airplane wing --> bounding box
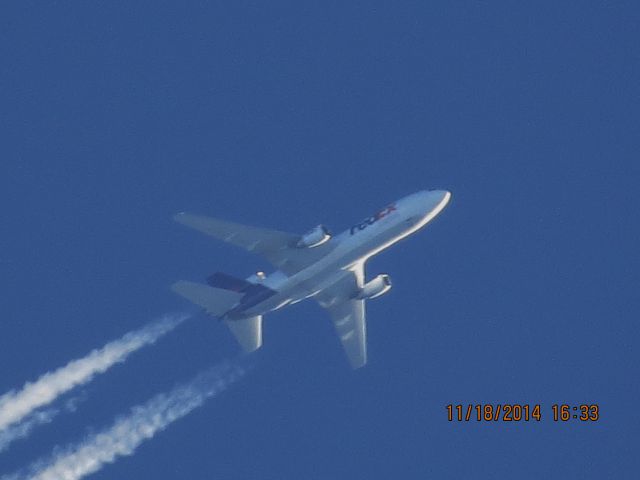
[315,263,368,369]
[174,212,334,275]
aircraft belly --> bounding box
[236,220,412,319]
[239,269,345,318]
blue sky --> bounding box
[1,1,638,478]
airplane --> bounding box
[171,189,451,368]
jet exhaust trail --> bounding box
[0,397,85,454]
[4,361,244,480]
[0,409,56,454]
[0,313,188,433]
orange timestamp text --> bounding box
[446,404,600,422]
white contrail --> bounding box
[0,409,57,454]
[6,361,244,480]
[0,313,188,433]
[0,396,85,454]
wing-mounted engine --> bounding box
[296,225,331,248]
[356,274,392,300]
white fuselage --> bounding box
[241,190,451,317]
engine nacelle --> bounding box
[356,274,392,300]
[296,225,331,248]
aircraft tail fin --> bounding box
[225,316,262,352]
[171,280,242,317]
[171,280,264,353]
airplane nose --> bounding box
[420,190,451,218]
[403,190,451,225]
[427,190,452,207]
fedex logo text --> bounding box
[350,204,397,235]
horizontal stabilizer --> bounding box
[171,280,242,317]
[207,272,253,292]
[225,316,263,352]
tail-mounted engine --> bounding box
[296,225,331,248]
[356,274,392,300]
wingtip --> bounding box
[170,280,189,294]
[173,212,188,223]
[350,359,367,370]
